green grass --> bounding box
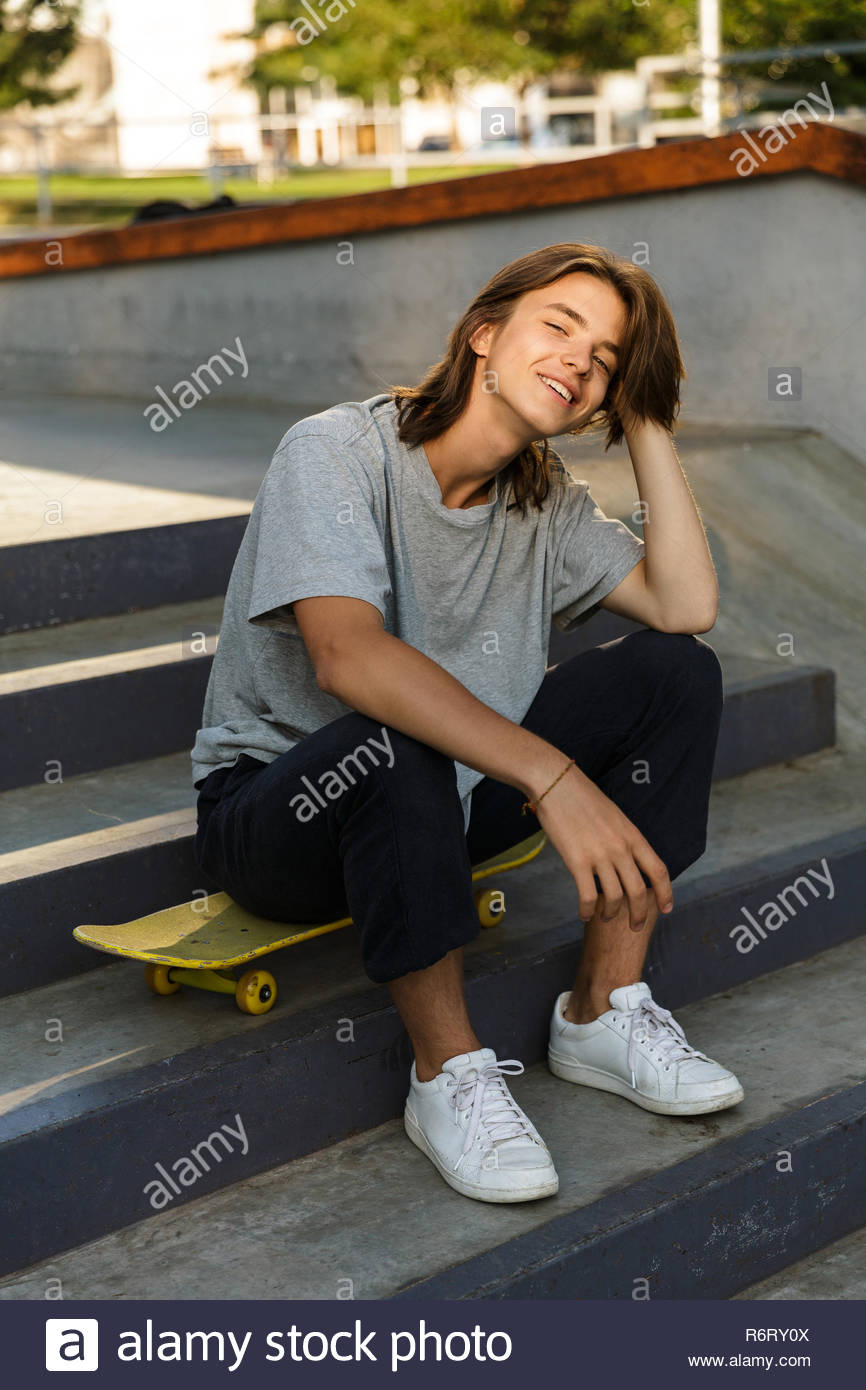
[0,164,519,228]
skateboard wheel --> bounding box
[474,887,505,928]
[235,968,277,1014]
[144,963,181,995]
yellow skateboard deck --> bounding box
[73,831,547,1014]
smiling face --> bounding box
[470,271,627,435]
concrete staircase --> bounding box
[1,403,864,1298]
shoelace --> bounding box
[448,1059,535,1172]
[626,998,712,1087]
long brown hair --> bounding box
[387,242,685,516]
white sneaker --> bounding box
[404,1046,559,1203]
[548,982,744,1116]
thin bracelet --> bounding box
[521,758,575,816]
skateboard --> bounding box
[73,830,547,1015]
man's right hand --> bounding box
[531,761,673,931]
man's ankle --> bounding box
[563,989,610,1025]
[414,1040,482,1082]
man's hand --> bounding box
[532,763,673,932]
[616,395,643,438]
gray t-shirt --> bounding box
[190,393,645,831]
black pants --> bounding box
[193,629,723,984]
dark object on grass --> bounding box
[129,194,239,224]
[418,134,451,152]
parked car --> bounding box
[417,134,452,152]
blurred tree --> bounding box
[243,0,702,101]
[0,0,81,112]
[723,0,866,114]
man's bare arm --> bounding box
[295,594,564,803]
[602,415,718,633]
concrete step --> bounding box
[1,934,863,1298]
[0,393,289,634]
[0,598,223,791]
[733,1225,866,1300]
[0,589,836,791]
[0,745,862,1278]
[2,517,249,636]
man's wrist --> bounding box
[520,741,584,802]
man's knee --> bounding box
[680,633,723,710]
[630,628,722,707]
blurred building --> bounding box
[0,0,262,175]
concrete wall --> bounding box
[0,170,863,462]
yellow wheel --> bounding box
[474,887,506,928]
[145,963,181,995]
[235,968,277,1014]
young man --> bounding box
[191,243,743,1206]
